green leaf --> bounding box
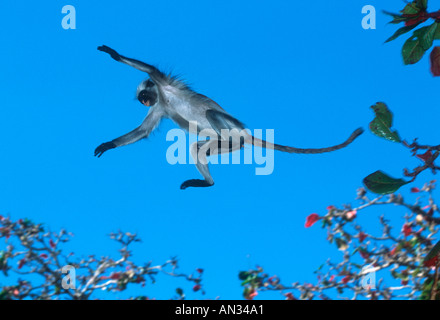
[383,11,409,25]
[435,23,440,40]
[385,24,419,43]
[0,290,9,300]
[176,288,184,296]
[412,268,421,277]
[424,240,440,265]
[409,236,419,248]
[314,263,325,273]
[369,102,401,143]
[418,23,438,50]
[415,0,428,10]
[351,247,359,256]
[243,287,251,299]
[351,263,363,269]
[363,171,409,195]
[238,271,250,281]
[419,278,440,300]
[402,35,426,64]
[321,218,331,228]
[241,274,257,286]
[0,251,5,268]
[402,2,421,15]
[402,24,438,65]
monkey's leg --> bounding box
[180,138,243,190]
[205,110,245,137]
[180,141,216,190]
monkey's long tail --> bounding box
[247,127,364,154]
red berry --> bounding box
[402,224,412,237]
[341,276,351,284]
[18,259,26,270]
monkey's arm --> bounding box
[94,108,164,157]
[97,45,166,84]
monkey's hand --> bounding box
[97,45,121,61]
[94,142,116,158]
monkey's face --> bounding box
[137,80,158,107]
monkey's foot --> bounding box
[180,179,214,190]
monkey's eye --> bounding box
[146,80,155,87]
[138,90,148,102]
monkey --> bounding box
[94,45,363,189]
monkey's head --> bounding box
[136,79,158,107]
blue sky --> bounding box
[1,1,440,299]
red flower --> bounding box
[358,232,367,243]
[110,272,121,280]
[18,259,26,270]
[285,292,295,300]
[390,246,397,256]
[305,214,320,228]
[39,253,49,259]
[49,239,56,249]
[404,15,427,27]
[401,279,408,286]
[410,187,420,193]
[402,223,413,237]
[267,276,279,285]
[341,276,351,284]
[360,250,370,260]
[248,290,258,300]
[196,268,204,274]
[193,284,201,292]
[326,205,335,211]
[424,256,439,268]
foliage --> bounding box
[0,216,205,300]
[364,102,439,195]
[239,183,440,300]
[2,2,440,302]
[384,0,440,76]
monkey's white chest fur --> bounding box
[163,89,214,132]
